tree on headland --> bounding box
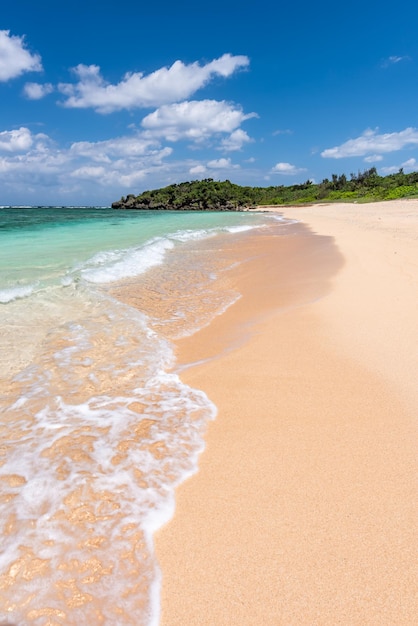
[112,168,418,210]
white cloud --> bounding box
[401,157,417,169]
[70,165,107,180]
[0,127,35,152]
[272,162,306,175]
[220,128,252,151]
[69,164,150,188]
[272,129,293,136]
[69,165,150,188]
[0,126,174,201]
[58,54,249,113]
[141,99,256,143]
[23,82,54,100]
[381,157,418,174]
[364,154,384,163]
[70,135,164,161]
[189,165,207,175]
[207,157,239,169]
[68,135,172,185]
[0,130,67,182]
[322,127,418,159]
[0,30,42,82]
[381,55,411,68]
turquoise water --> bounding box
[0,207,284,624]
[0,207,268,301]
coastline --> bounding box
[155,199,418,624]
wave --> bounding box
[0,283,37,304]
[79,237,175,284]
[76,223,264,285]
[0,292,216,624]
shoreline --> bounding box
[155,199,418,624]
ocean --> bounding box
[0,206,289,625]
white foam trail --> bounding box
[0,283,37,303]
[0,210,289,623]
[170,228,217,242]
[171,223,262,242]
[80,238,174,284]
[0,296,217,624]
[76,223,264,286]
[224,224,260,233]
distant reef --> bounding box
[112,169,418,210]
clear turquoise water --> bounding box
[0,207,268,300]
[0,207,281,624]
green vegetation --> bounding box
[112,168,418,210]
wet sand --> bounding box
[155,200,418,625]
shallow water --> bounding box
[0,207,287,625]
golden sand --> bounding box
[156,200,418,625]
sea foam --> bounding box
[0,283,37,303]
[0,294,216,624]
[0,208,282,624]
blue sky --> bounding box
[1,0,418,205]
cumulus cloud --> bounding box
[381,157,418,174]
[272,162,306,175]
[207,157,239,170]
[0,121,252,203]
[68,135,172,184]
[220,128,252,151]
[322,127,418,159]
[141,99,256,143]
[23,82,54,99]
[402,157,417,169]
[189,164,207,175]
[380,166,398,175]
[58,54,250,113]
[70,165,107,180]
[70,135,166,162]
[68,164,151,188]
[0,129,66,181]
[364,154,384,163]
[0,126,173,199]
[0,127,35,152]
[0,30,42,82]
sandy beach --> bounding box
[155,200,418,625]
